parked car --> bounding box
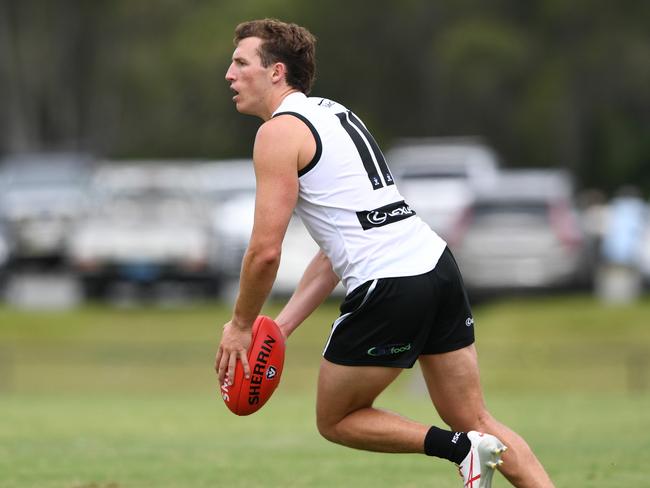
[451,169,589,294]
[194,160,257,283]
[210,190,256,282]
[640,211,650,286]
[194,159,256,203]
[0,153,92,267]
[193,160,346,298]
[0,221,11,286]
[387,138,499,240]
[66,162,220,297]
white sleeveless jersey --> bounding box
[273,92,446,292]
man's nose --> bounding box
[225,64,235,81]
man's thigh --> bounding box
[418,344,488,430]
[316,358,402,424]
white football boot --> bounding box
[457,431,507,488]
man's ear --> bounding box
[271,62,287,84]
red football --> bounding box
[220,315,285,416]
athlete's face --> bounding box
[225,37,274,116]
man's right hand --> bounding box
[215,320,252,386]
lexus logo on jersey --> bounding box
[356,200,416,230]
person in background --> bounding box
[597,186,648,303]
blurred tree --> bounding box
[0,0,648,194]
[427,16,531,148]
[528,0,650,192]
[0,0,101,152]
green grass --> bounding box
[1,295,649,487]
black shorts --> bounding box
[323,247,475,368]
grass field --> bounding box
[1,294,649,487]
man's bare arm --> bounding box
[275,249,340,338]
[216,115,311,385]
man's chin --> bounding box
[234,103,256,116]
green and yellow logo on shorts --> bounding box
[367,343,412,357]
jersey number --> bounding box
[336,111,394,190]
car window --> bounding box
[472,202,549,225]
[400,170,467,180]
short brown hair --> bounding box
[234,19,317,94]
